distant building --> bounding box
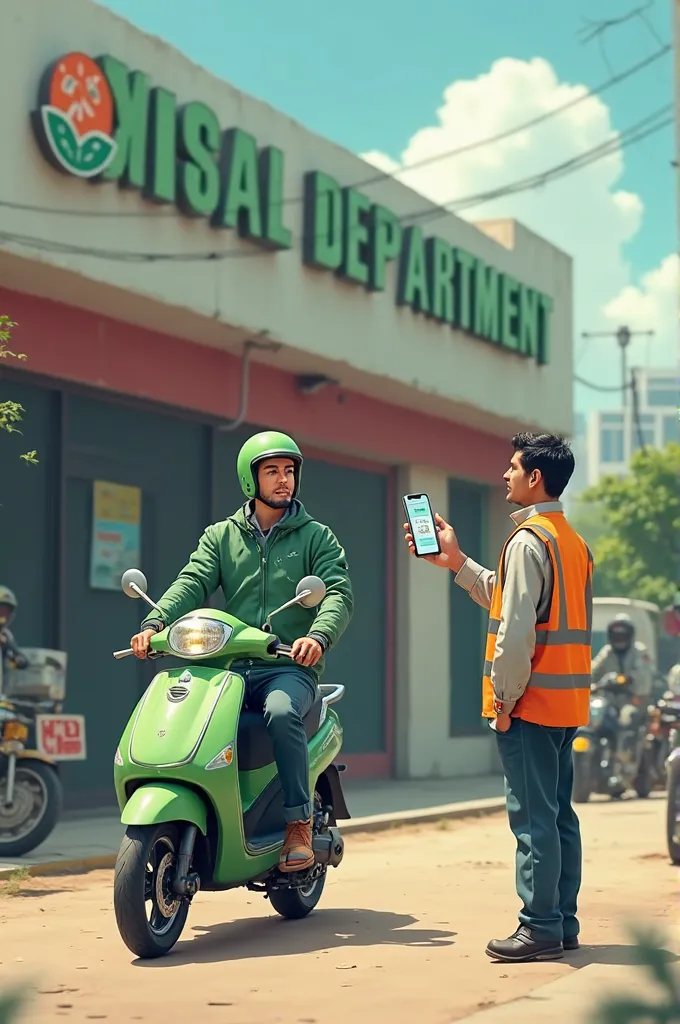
[586,368,679,487]
[563,411,588,514]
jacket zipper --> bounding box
[260,531,282,628]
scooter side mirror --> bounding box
[121,569,149,599]
[296,575,326,609]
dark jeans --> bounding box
[494,718,582,943]
[234,660,317,824]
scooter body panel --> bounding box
[120,781,208,834]
[114,661,345,888]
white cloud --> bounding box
[360,56,677,413]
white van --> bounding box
[592,597,660,670]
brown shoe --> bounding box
[279,817,314,873]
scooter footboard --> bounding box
[121,782,208,834]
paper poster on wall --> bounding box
[90,481,142,590]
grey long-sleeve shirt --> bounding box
[454,501,562,715]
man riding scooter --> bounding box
[591,613,653,735]
[130,431,353,874]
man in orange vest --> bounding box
[404,433,593,963]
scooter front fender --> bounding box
[121,783,208,834]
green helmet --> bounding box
[0,586,17,610]
[237,431,304,500]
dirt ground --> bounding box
[0,795,676,1024]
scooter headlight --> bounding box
[167,617,233,657]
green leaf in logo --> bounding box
[42,106,80,172]
[76,132,117,176]
[41,107,117,179]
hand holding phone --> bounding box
[402,495,466,570]
[402,493,441,558]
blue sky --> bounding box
[97,0,674,279]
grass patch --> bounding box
[1,867,31,898]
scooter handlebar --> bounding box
[113,648,134,659]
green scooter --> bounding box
[112,568,349,960]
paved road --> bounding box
[1,796,676,1023]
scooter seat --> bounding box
[237,693,324,771]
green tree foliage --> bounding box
[0,316,37,465]
[573,444,680,608]
[0,988,24,1024]
[591,927,680,1022]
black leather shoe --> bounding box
[486,925,564,963]
[563,936,580,951]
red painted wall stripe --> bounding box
[1,287,509,484]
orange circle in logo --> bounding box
[48,53,113,138]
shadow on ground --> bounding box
[134,908,456,968]
[564,943,679,968]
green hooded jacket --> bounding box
[141,502,353,679]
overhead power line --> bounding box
[0,101,670,264]
[0,42,670,222]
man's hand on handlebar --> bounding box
[290,637,323,668]
[131,629,157,660]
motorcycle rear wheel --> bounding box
[667,759,680,865]
[0,759,62,858]
[114,824,190,959]
[268,870,327,919]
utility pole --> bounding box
[581,326,655,407]
[674,0,680,247]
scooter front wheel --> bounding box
[114,824,190,959]
[268,870,326,920]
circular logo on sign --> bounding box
[33,52,117,179]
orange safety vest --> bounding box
[482,511,593,728]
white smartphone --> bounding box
[402,493,441,558]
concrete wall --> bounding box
[395,466,500,779]
[2,0,574,443]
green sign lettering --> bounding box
[302,171,342,271]
[31,51,554,365]
[500,274,520,352]
[367,205,402,291]
[259,147,292,250]
[214,128,262,238]
[99,56,150,189]
[341,188,371,286]
[177,102,221,219]
[538,294,553,365]
[145,87,176,204]
[474,260,500,344]
[427,237,455,324]
[454,249,475,332]
[397,226,430,315]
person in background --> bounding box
[404,433,592,963]
[591,614,653,702]
[0,586,28,677]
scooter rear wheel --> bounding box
[114,824,190,959]
[268,870,326,920]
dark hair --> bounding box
[511,432,575,499]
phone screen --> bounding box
[403,493,440,557]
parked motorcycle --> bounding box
[663,695,680,864]
[572,672,652,803]
[647,690,680,790]
[0,649,73,858]
[112,568,349,960]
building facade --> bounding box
[586,368,679,487]
[0,0,574,809]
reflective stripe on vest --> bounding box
[482,513,593,728]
